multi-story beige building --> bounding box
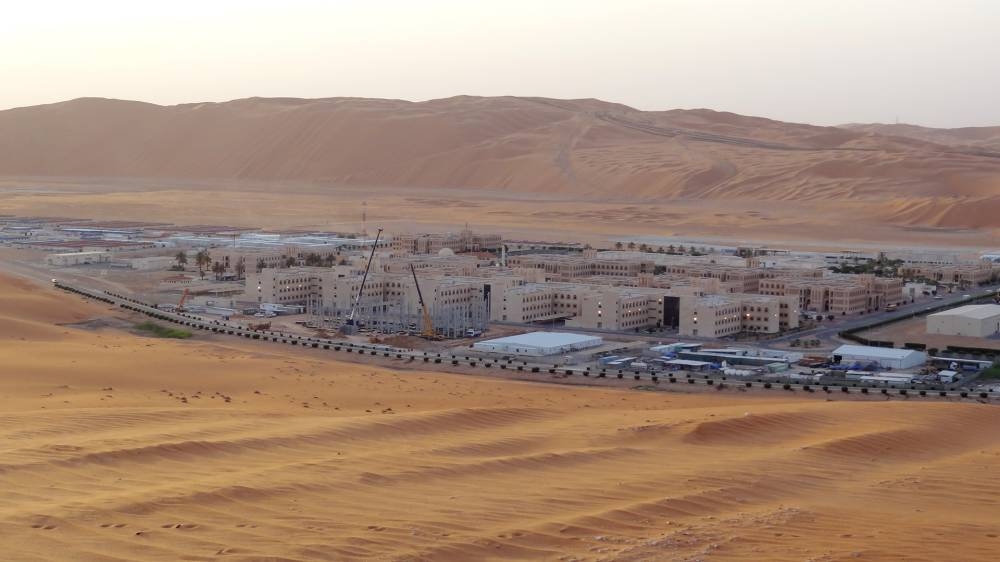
[507,252,654,280]
[213,244,359,278]
[379,254,491,276]
[900,262,998,286]
[251,267,494,336]
[252,267,322,306]
[391,230,502,254]
[244,246,905,339]
[677,294,799,337]
[759,274,902,315]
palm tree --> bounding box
[284,256,297,268]
[638,243,650,253]
[234,258,246,280]
[677,245,687,254]
[667,244,676,254]
[211,261,225,280]
[614,241,624,250]
[627,241,637,251]
[174,251,188,269]
[195,250,211,279]
[256,257,266,273]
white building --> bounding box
[45,251,112,266]
[927,305,1000,338]
[472,331,603,356]
[832,345,927,370]
[128,256,178,271]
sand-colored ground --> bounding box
[0,178,995,250]
[865,314,1000,352]
[3,274,1000,561]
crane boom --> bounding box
[410,264,435,338]
[177,288,190,312]
[346,227,382,326]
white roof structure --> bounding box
[833,345,926,369]
[929,304,1000,320]
[860,374,915,383]
[665,359,712,367]
[833,345,919,360]
[472,331,603,356]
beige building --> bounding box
[507,252,654,280]
[45,251,112,266]
[759,274,901,315]
[678,294,799,337]
[901,262,998,286]
[213,245,357,277]
[251,267,491,336]
[927,305,1000,338]
[391,230,502,254]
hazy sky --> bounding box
[3,0,998,127]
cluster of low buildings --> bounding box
[240,238,993,340]
[12,213,1000,341]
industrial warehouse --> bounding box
[927,304,1000,338]
[472,332,604,356]
[831,344,928,370]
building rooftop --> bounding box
[477,331,601,348]
[928,304,1000,320]
[833,345,925,360]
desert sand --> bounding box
[3,274,1000,561]
[0,177,995,251]
[843,122,1000,151]
[1,96,999,247]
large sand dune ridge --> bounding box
[2,274,1000,561]
[2,96,999,232]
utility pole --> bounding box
[361,200,367,238]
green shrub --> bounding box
[135,321,192,339]
[980,363,1000,380]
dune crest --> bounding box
[2,96,999,231]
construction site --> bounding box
[4,213,1000,352]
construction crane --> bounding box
[176,288,190,312]
[340,227,382,335]
[410,264,441,340]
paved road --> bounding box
[48,280,997,402]
[764,284,1000,348]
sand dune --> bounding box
[1,96,999,233]
[843,122,1000,151]
[3,274,1000,561]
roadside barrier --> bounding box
[49,283,997,403]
